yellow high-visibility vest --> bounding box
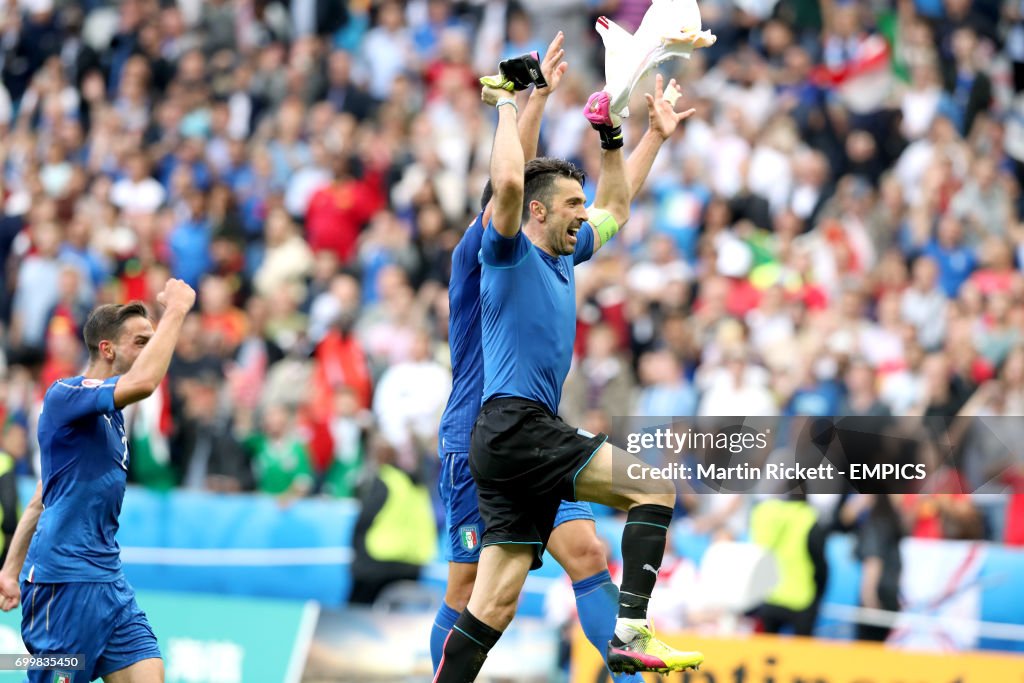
[365,464,437,565]
[751,499,818,611]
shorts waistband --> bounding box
[481,396,554,416]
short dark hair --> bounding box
[522,157,585,222]
[83,302,150,361]
[480,158,584,216]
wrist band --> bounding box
[496,99,518,114]
[595,124,623,150]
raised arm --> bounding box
[0,481,42,610]
[627,74,696,202]
[591,75,696,253]
[586,92,631,242]
[483,34,569,227]
[593,139,630,229]
[113,279,196,408]
[483,86,525,238]
[518,32,568,162]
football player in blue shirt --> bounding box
[437,33,642,681]
[434,47,702,681]
[0,278,196,683]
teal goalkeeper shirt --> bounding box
[479,222,595,415]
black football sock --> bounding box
[616,504,673,636]
[433,609,503,682]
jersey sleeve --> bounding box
[573,220,596,265]
[453,213,486,272]
[43,377,120,425]
[481,223,531,267]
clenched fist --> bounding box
[156,278,196,315]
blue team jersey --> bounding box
[24,375,128,583]
[438,212,487,455]
[479,222,595,414]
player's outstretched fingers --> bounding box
[539,32,565,81]
[544,30,564,57]
[540,30,573,90]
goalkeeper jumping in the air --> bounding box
[433,28,709,682]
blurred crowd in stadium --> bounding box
[0,0,1023,571]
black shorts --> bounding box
[469,397,608,569]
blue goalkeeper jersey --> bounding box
[479,222,595,414]
[438,212,487,454]
[24,375,128,583]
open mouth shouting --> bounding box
[567,223,581,246]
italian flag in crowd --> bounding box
[125,379,175,490]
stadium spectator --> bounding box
[0,421,28,480]
[253,207,314,301]
[312,307,373,413]
[634,350,698,417]
[839,358,891,416]
[305,155,385,265]
[750,492,828,636]
[0,425,20,564]
[244,403,314,499]
[911,352,973,417]
[843,493,904,642]
[322,384,372,498]
[168,190,214,289]
[901,255,948,351]
[371,328,450,466]
[110,151,165,215]
[359,1,414,101]
[348,436,436,605]
[324,49,376,121]
[11,222,84,363]
[698,347,778,416]
[174,373,253,493]
[562,323,635,426]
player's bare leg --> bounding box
[548,520,607,582]
[443,562,478,613]
[103,657,164,683]
[434,544,532,681]
[574,443,703,674]
[549,519,645,683]
[441,521,608,613]
[463,545,531,632]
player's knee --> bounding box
[493,589,521,625]
[444,572,476,612]
[632,477,676,508]
[563,533,608,583]
[471,589,518,631]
